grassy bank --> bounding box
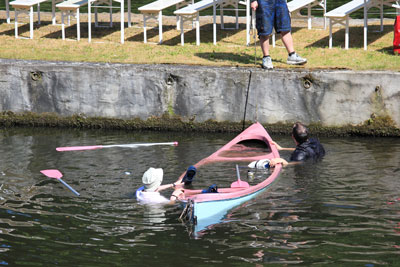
[0,12,399,70]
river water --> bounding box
[0,126,400,266]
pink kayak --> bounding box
[178,122,282,230]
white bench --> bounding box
[138,0,192,44]
[325,0,396,50]
[174,0,251,46]
[88,0,132,44]
[56,0,88,40]
[10,0,60,39]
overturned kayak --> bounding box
[178,122,282,232]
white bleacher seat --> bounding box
[56,0,88,40]
[10,0,61,39]
[87,0,132,44]
[325,0,397,50]
[174,0,251,46]
[138,0,192,44]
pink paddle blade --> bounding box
[56,145,103,152]
[40,169,63,179]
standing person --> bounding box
[270,122,325,166]
[250,0,307,69]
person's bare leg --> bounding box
[260,35,270,56]
[281,31,294,54]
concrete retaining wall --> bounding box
[0,59,399,127]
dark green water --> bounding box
[1,126,400,265]
[0,0,396,19]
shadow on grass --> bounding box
[127,24,177,43]
[43,22,127,40]
[0,22,47,38]
[307,24,393,49]
[195,51,257,65]
[376,45,397,55]
[134,22,252,46]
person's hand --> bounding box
[170,188,184,201]
[250,1,258,11]
[269,158,288,167]
[271,141,283,150]
[173,181,184,188]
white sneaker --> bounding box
[262,56,273,69]
[287,53,307,65]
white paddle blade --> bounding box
[40,169,63,179]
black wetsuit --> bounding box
[290,138,325,162]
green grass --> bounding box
[0,12,400,70]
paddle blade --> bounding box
[56,145,103,152]
[231,180,250,188]
[40,169,63,179]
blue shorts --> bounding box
[255,0,291,36]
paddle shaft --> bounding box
[59,178,80,196]
[57,141,178,151]
[236,164,241,181]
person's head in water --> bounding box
[292,122,308,145]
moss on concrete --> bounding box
[0,111,399,137]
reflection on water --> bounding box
[0,127,400,265]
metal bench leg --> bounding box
[14,9,18,38]
[158,10,163,44]
[196,13,200,46]
[120,0,124,44]
[213,0,216,45]
[77,8,80,41]
[38,3,41,25]
[52,0,56,25]
[345,17,349,49]
[109,0,113,27]
[235,2,238,29]
[88,0,91,42]
[143,14,147,43]
[30,6,34,39]
[329,18,332,49]
[220,6,224,29]
[61,11,65,40]
[128,0,131,27]
[95,7,98,27]
[6,0,10,24]
[307,4,311,29]
[272,30,275,47]
[180,15,184,46]
[246,0,250,46]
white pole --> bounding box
[88,0,92,42]
[213,0,217,45]
[246,0,250,45]
[30,6,34,39]
[143,14,147,43]
[52,0,56,25]
[6,0,10,24]
[77,8,80,40]
[363,0,367,50]
[121,0,124,43]
[61,11,65,39]
[329,18,332,48]
[158,11,163,44]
